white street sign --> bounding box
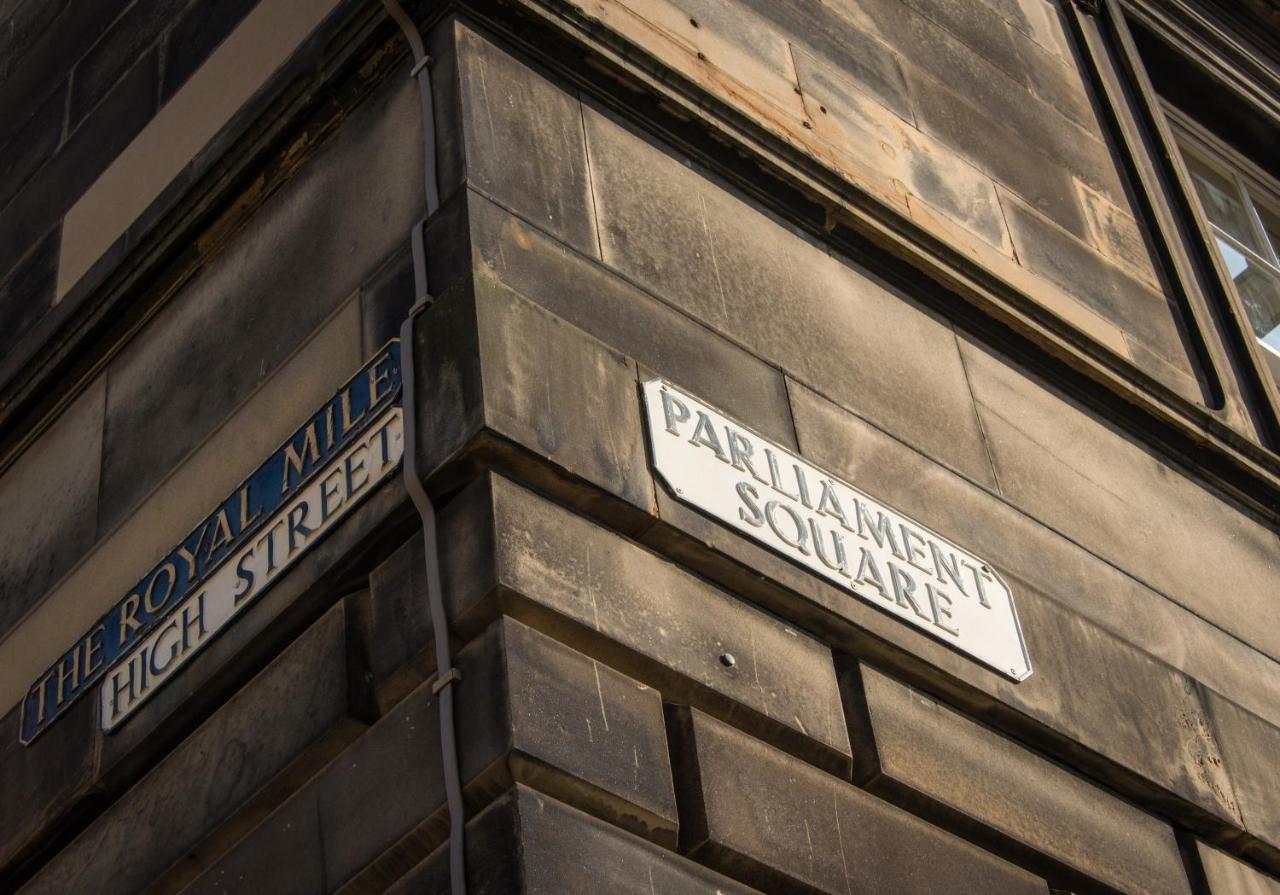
[643,380,1031,681]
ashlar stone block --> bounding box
[570,0,812,138]
[847,662,1192,895]
[0,375,104,639]
[581,99,997,487]
[388,784,763,894]
[95,67,421,533]
[182,617,675,895]
[351,536,435,715]
[464,188,800,449]
[1197,841,1280,895]
[0,227,59,361]
[993,0,1073,62]
[786,377,1280,734]
[790,47,1013,255]
[712,0,913,122]
[671,707,1050,895]
[1205,691,1280,863]
[998,192,1192,384]
[957,334,1280,664]
[825,0,1118,197]
[0,684,98,883]
[903,62,1088,240]
[440,472,852,775]
[413,270,655,534]
[0,301,361,718]
[18,603,351,895]
[452,23,599,260]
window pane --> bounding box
[1215,236,1280,355]
[1254,200,1280,264]
[1186,153,1259,250]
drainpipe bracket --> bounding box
[432,667,463,695]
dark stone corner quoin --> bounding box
[18,343,402,745]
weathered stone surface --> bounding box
[926,75,1123,214]
[425,18,466,209]
[0,683,98,882]
[415,271,655,528]
[0,0,101,141]
[420,187,474,297]
[824,0,1114,191]
[786,378,1280,732]
[672,707,1049,894]
[465,188,798,447]
[1205,691,1280,857]
[55,0,348,298]
[346,616,678,891]
[0,15,157,280]
[390,784,763,894]
[1008,26,1100,132]
[671,0,796,80]
[897,0,1027,84]
[0,375,104,638]
[490,617,676,844]
[1197,841,1280,895]
[904,63,1087,239]
[993,0,1073,62]
[352,534,435,713]
[161,0,259,101]
[359,246,415,358]
[999,191,1192,379]
[946,569,1240,830]
[95,71,421,532]
[582,100,997,486]
[902,194,1131,357]
[184,617,675,895]
[652,468,1241,829]
[440,473,851,774]
[20,604,351,895]
[957,335,1280,663]
[571,0,812,138]
[1123,335,1204,405]
[1076,179,1160,287]
[0,226,58,360]
[0,0,70,87]
[791,48,1012,254]
[387,788,525,895]
[0,80,64,211]
[454,24,599,260]
[729,0,912,122]
[849,662,1191,895]
[67,0,176,125]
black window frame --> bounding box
[1064,0,1280,449]
[1164,105,1280,385]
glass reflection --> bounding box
[1215,236,1280,357]
[1186,154,1259,250]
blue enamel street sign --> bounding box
[20,342,403,745]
